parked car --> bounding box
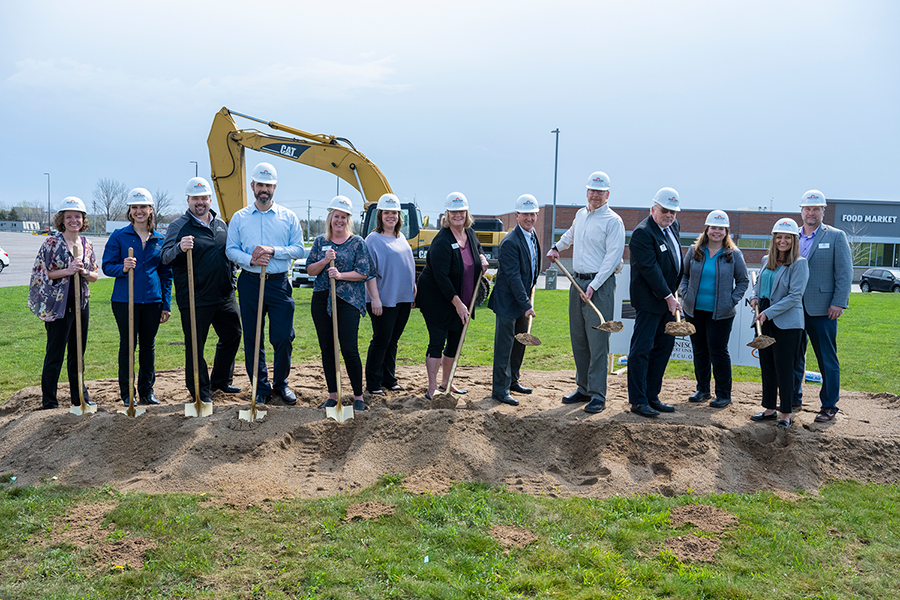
[0,246,9,273]
[291,249,313,288]
[860,268,900,293]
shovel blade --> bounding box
[117,407,147,417]
[594,321,624,333]
[326,404,354,422]
[238,408,267,422]
[69,404,97,416]
[185,401,213,418]
[747,336,776,350]
[514,333,542,346]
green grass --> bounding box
[1,478,898,599]
[3,281,899,401]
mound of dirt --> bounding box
[664,534,721,562]
[669,504,737,533]
[344,501,395,521]
[2,364,899,506]
[490,524,538,550]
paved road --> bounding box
[0,231,112,288]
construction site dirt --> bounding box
[2,364,898,508]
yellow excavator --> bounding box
[207,107,504,279]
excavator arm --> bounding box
[207,107,392,222]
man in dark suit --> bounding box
[627,187,684,418]
[793,190,852,422]
[488,194,541,406]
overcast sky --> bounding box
[1,1,897,226]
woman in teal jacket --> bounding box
[102,188,172,405]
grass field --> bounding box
[2,280,899,402]
[1,476,898,599]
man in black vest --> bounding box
[161,177,242,403]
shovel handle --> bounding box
[250,264,266,409]
[525,286,536,334]
[673,291,683,323]
[329,260,342,404]
[445,279,481,392]
[128,247,135,409]
[750,271,764,336]
[552,258,608,324]
[72,244,85,407]
[186,249,201,405]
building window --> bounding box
[737,238,770,249]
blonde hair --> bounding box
[765,233,800,269]
[325,209,354,241]
[440,211,474,229]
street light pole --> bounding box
[545,129,560,290]
[43,172,51,232]
[189,161,198,177]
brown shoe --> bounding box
[814,407,839,422]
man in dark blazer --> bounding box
[793,190,852,422]
[488,194,541,406]
[627,187,684,418]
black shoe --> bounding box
[212,384,241,394]
[139,392,160,405]
[278,386,297,405]
[750,411,777,422]
[72,399,96,407]
[584,397,606,414]
[562,390,590,404]
[40,404,59,410]
[201,395,213,404]
[121,397,131,406]
[320,398,338,409]
[438,385,467,395]
[255,394,269,405]
[709,397,732,408]
[689,391,712,403]
[648,399,675,413]
[353,399,368,411]
[509,382,532,394]
[630,403,660,418]
[492,394,519,406]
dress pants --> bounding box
[179,297,242,400]
[491,312,528,397]
[111,301,161,399]
[792,312,840,409]
[627,309,676,406]
[365,302,412,392]
[312,291,363,396]
[686,310,734,399]
[41,301,89,408]
[570,276,615,399]
[760,320,803,414]
[237,272,295,397]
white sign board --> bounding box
[609,265,762,368]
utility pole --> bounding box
[307,199,312,240]
[545,129,560,290]
[190,161,198,177]
[43,172,51,232]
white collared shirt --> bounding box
[555,203,625,290]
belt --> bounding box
[574,272,597,279]
[243,270,287,280]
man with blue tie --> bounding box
[627,187,684,418]
[488,194,542,406]
[225,162,306,406]
[547,172,626,414]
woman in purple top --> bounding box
[415,193,488,399]
[364,194,416,395]
[28,197,100,409]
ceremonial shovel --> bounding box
[325,257,353,422]
[552,258,623,333]
[69,244,96,415]
[118,247,146,417]
[665,292,696,336]
[747,271,776,350]
[515,287,542,346]
[239,264,268,422]
[184,249,213,417]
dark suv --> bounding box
[860,268,900,293]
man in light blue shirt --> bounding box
[226,162,305,405]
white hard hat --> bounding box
[705,210,730,227]
[652,187,681,211]
[800,189,826,207]
[515,194,539,213]
[58,196,86,213]
[251,162,278,185]
[127,187,154,206]
[186,177,213,197]
[445,192,469,211]
[328,195,353,215]
[772,218,800,236]
[586,171,611,191]
[376,193,401,211]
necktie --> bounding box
[665,227,680,273]
[531,233,538,283]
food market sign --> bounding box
[831,200,900,239]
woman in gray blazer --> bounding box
[678,210,749,408]
[749,218,809,428]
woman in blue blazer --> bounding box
[749,218,809,428]
[102,188,172,405]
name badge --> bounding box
[323,245,332,252]
[660,244,668,252]
[451,243,459,249]
[818,242,830,249]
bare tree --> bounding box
[842,222,870,266]
[12,201,44,222]
[92,178,128,232]
[153,188,176,221]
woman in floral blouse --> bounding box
[28,197,100,409]
[306,196,374,412]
